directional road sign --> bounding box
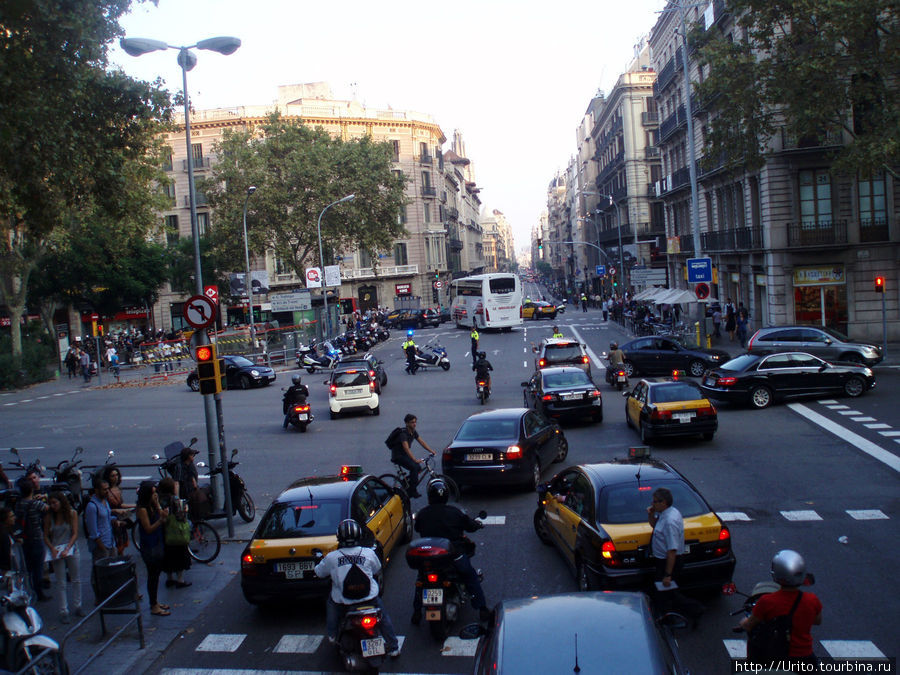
[183,294,217,329]
[596,265,606,277]
[687,257,713,283]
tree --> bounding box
[693,0,899,177]
[0,0,172,358]
[199,113,407,289]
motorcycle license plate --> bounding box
[423,588,443,605]
[466,453,492,462]
[617,374,626,382]
[297,414,308,421]
[276,561,314,579]
[673,412,695,423]
[361,637,385,658]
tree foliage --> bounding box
[692,0,899,176]
[0,0,172,357]
[199,113,408,287]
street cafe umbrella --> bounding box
[654,288,699,305]
[634,287,666,301]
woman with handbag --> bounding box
[136,481,170,616]
[157,478,191,589]
[42,491,83,623]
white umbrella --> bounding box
[654,288,699,305]
[634,287,665,301]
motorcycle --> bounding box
[405,510,487,640]
[0,571,63,673]
[2,449,46,510]
[413,337,451,371]
[333,602,388,672]
[601,352,629,391]
[296,342,342,373]
[282,387,313,433]
[476,379,490,404]
[208,449,255,523]
[50,446,85,512]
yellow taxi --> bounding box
[520,300,558,320]
[624,374,718,443]
[240,466,412,605]
[533,449,735,592]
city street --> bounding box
[1,305,898,674]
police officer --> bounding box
[470,326,480,367]
[282,374,310,429]
[402,330,418,374]
[552,325,564,339]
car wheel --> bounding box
[239,375,251,390]
[527,459,541,491]
[702,432,714,441]
[576,559,594,592]
[688,360,706,378]
[749,385,772,409]
[188,376,200,392]
[840,352,863,365]
[843,376,865,398]
[533,509,553,546]
[329,410,338,420]
[623,360,635,377]
[593,410,603,424]
[399,509,414,544]
[554,436,569,463]
[372,404,380,416]
[640,422,653,444]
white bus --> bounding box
[449,273,523,330]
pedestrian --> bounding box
[712,306,723,338]
[724,299,737,342]
[79,349,91,383]
[736,311,749,348]
[581,293,588,312]
[14,481,49,601]
[157,477,191,589]
[64,347,79,379]
[84,477,116,563]
[470,326,480,367]
[135,481,171,616]
[42,491,83,623]
[103,466,133,555]
[171,446,208,519]
[0,507,18,572]
[602,299,609,322]
[386,414,437,499]
[109,351,120,381]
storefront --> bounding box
[793,265,847,333]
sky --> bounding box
[109,0,668,254]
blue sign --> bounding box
[596,265,606,277]
[687,257,713,283]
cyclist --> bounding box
[387,414,436,498]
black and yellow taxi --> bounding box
[624,374,717,444]
[240,466,412,605]
[533,449,735,592]
[520,300,558,320]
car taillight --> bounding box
[329,385,337,396]
[369,370,375,378]
[240,551,259,575]
[696,405,716,417]
[519,307,524,318]
[539,359,546,368]
[505,445,522,459]
[714,525,731,556]
[370,380,376,390]
[541,394,553,401]
[717,376,737,386]
[442,447,452,462]
[601,541,621,566]
[589,390,601,398]
[582,356,589,364]
[426,573,439,583]
[650,408,671,420]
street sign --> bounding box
[305,267,322,288]
[324,264,341,287]
[609,266,616,276]
[687,257,713,283]
[595,265,606,277]
[695,282,710,300]
[270,290,312,312]
[183,295,217,329]
[433,281,444,290]
[204,285,218,304]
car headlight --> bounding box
[709,354,722,360]
[860,347,877,357]
[250,370,260,377]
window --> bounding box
[358,249,372,268]
[275,256,291,275]
[196,212,210,236]
[858,172,886,224]
[391,140,400,162]
[163,182,176,207]
[164,215,179,246]
[424,203,431,223]
[191,143,203,162]
[421,171,431,188]
[162,149,173,172]
[798,169,832,226]
[393,243,408,266]
[760,354,793,370]
[397,205,407,225]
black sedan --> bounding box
[384,308,439,330]
[442,408,568,491]
[620,336,730,378]
[187,354,276,391]
[521,367,602,423]
[699,351,876,409]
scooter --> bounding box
[334,603,388,672]
[414,338,451,371]
[601,352,629,391]
[405,510,487,640]
[283,387,313,433]
[50,446,85,512]
[476,379,490,404]
[296,342,342,373]
[0,571,64,673]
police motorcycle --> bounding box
[296,341,342,373]
[50,446,86,512]
[405,509,488,640]
[282,376,313,433]
[413,336,451,371]
[0,571,64,673]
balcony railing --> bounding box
[422,186,437,197]
[659,105,686,142]
[448,237,463,251]
[701,226,763,251]
[183,193,207,207]
[780,127,843,151]
[419,152,433,164]
[448,207,459,220]
[670,166,690,191]
[341,264,419,280]
[787,220,848,247]
[679,233,694,254]
[182,156,209,171]
[859,217,889,243]
[645,146,660,159]
[642,111,659,126]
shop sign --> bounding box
[395,283,412,296]
[793,265,845,286]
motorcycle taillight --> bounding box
[294,405,310,412]
[426,573,439,583]
[360,615,378,630]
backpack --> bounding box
[746,592,804,663]
[385,427,404,451]
[341,550,372,601]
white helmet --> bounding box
[770,549,806,587]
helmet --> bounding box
[610,342,618,350]
[426,478,450,505]
[337,519,363,547]
[291,374,302,386]
[770,549,806,587]
[478,351,486,359]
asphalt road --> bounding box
[1,303,898,674]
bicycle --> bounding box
[128,503,221,564]
[378,455,460,502]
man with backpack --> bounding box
[315,519,400,657]
[385,414,436,498]
[740,550,822,664]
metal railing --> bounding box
[787,220,848,246]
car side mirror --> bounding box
[323,380,329,385]
[819,364,827,371]
[520,381,528,387]
[824,338,832,345]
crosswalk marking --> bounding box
[479,516,506,525]
[722,639,746,658]
[821,640,885,658]
[850,416,876,422]
[196,634,247,652]
[864,423,891,429]
[718,512,752,522]
[846,509,888,520]
[818,399,839,404]
[440,636,479,657]
[780,510,822,521]
[825,403,849,409]
[879,430,900,437]
[273,635,324,654]
[837,410,863,416]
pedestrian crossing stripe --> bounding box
[196,634,247,652]
[479,516,506,525]
[846,509,888,520]
[440,636,479,657]
[273,635,324,654]
[718,512,752,522]
[850,417,876,422]
[880,431,900,437]
[780,510,823,521]
[837,410,863,416]
[719,510,891,522]
[723,640,885,660]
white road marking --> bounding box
[478,516,506,525]
[273,635,323,654]
[821,640,885,658]
[846,509,888,520]
[195,634,247,652]
[850,416,876,422]
[825,404,849,409]
[718,512,752,522]
[780,510,822,521]
[879,430,900,437]
[837,410,863,416]
[788,403,900,473]
[817,399,839,404]
[568,325,605,371]
[722,639,747,659]
[864,423,891,429]
[20,399,32,403]
[441,636,480,657]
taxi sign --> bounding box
[628,446,651,459]
[340,465,364,479]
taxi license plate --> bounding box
[361,637,385,658]
[276,561,314,579]
[466,453,493,462]
[297,414,308,421]
[673,412,695,423]
[561,393,581,400]
[423,588,443,605]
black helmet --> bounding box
[337,519,363,547]
[291,374,302,386]
[478,351,487,359]
[609,341,618,350]
[770,549,806,587]
[426,478,450,505]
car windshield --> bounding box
[650,383,704,403]
[598,481,709,524]
[229,356,254,367]
[455,418,519,441]
[544,371,592,388]
[333,371,370,387]
[544,345,583,363]
[256,499,346,538]
[719,354,758,372]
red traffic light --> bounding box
[875,276,885,293]
[196,346,213,362]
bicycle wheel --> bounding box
[188,520,221,563]
[377,473,408,497]
[129,520,142,553]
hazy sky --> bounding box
[110,0,667,252]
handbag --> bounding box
[164,513,191,546]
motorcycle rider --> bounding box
[606,341,626,385]
[402,330,418,375]
[411,478,489,625]
[282,374,310,429]
[472,351,493,395]
[314,519,400,658]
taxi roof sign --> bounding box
[628,446,651,459]
[340,465,364,480]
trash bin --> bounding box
[92,555,136,608]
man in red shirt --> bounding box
[740,550,822,662]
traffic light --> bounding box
[434,269,439,280]
[875,276,885,293]
[537,237,543,250]
[196,343,225,395]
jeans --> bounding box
[413,553,486,613]
[392,455,420,494]
[326,596,399,652]
[23,543,46,600]
[50,552,82,614]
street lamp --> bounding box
[242,186,258,349]
[599,194,625,295]
[317,194,355,338]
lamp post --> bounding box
[121,35,240,529]
[598,195,625,295]
[242,186,258,349]
[317,194,355,339]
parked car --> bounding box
[521,366,602,423]
[437,306,452,323]
[699,351,876,409]
[186,355,276,391]
[533,338,591,375]
[747,325,883,367]
[333,353,387,394]
[618,336,729,378]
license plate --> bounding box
[673,412,695,423]
[617,374,626,382]
[561,393,580,400]
[297,414,308,421]
[361,637,385,658]
[466,453,493,462]
[423,588,443,605]
[345,388,363,395]
[276,561,314,578]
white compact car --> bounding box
[327,368,380,419]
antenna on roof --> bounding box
[573,632,581,673]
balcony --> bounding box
[787,220,848,247]
[642,112,659,126]
[659,105,686,143]
[183,193,207,207]
[679,233,694,254]
[422,185,437,197]
[448,237,463,251]
[701,226,763,251]
[670,166,690,191]
[779,127,843,151]
[859,217,889,243]
[448,207,459,221]
[645,146,660,159]
[419,152,433,165]
[652,47,682,97]
[182,156,209,171]
[341,264,419,281]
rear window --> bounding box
[256,499,346,538]
[544,371,592,388]
[598,481,709,524]
[332,371,369,387]
[544,345,583,363]
[719,354,758,372]
[455,418,519,441]
[649,383,704,403]
[489,277,516,294]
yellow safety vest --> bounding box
[470,330,479,341]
